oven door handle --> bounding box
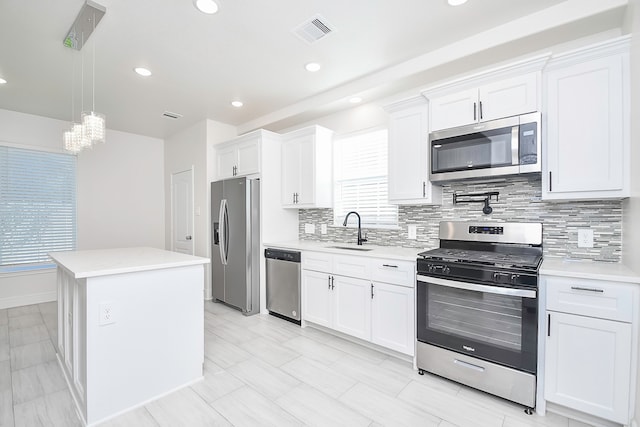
[417,275,537,299]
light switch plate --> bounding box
[321,224,327,235]
[408,224,417,240]
[577,229,594,248]
[304,223,315,234]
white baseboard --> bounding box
[0,291,56,309]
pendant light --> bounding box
[62,1,106,153]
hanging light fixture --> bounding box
[62,1,106,153]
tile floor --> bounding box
[0,300,594,427]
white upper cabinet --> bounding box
[384,97,442,205]
[215,130,268,180]
[427,72,539,131]
[542,36,630,200]
[281,125,333,208]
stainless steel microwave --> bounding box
[429,112,541,182]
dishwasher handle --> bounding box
[264,249,301,263]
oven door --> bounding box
[417,275,537,374]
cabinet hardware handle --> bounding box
[422,181,426,197]
[547,313,551,337]
[331,276,335,290]
[473,102,477,121]
[549,171,552,192]
[571,286,604,293]
[382,264,398,268]
[295,193,299,203]
[479,101,483,120]
[371,283,374,299]
[328,276,331,289]
[293,193,296,204]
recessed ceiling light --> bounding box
[134,67,152,77]
[448,0,468,5]
[349,97,362,104]
[0,78,6,84]
[305,62,321,72]
[194,0,218,14]
[231,101,243,108]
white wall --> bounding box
[77,129,165,250]
[0,109,165,309]
[165,119,236,300]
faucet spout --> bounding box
[342,211,367,245]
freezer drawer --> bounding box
[265,249,301,323]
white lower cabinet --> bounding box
[302,270,333,328]
[545,312,631,423]
[543,274,637,424]
[333,275,372,341]
[371,281,414,355]
[302,251,415,356]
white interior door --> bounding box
[171,169,194,255]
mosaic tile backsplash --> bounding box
[298,176,622,262]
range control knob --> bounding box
[443,266,451,274]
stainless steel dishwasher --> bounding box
[265,248,301,324]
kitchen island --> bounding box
[49,247,209,426]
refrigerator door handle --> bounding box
[223,199,230,263]
[218,199,228,265]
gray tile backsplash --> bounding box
[298,176,622,262]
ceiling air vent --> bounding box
[162,111,183,119]
[292,15,335,44]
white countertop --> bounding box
[263,240,429,261]
[540,258,640,283]
[49,247,210,279]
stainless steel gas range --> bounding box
[416,221,543,411]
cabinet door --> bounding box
[429,89,478,131]
[281,140,300,207]
[371,282,414,356]
[236,139,260,176]
[332,275,371,341]
[302,270,332,327]
[479,73,537,121]
[388,103,429,202]
[545,311,631,424]
[216,146,237,179]
[296,137,316,206]
[543,54,627,199]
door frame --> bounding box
[170,166,195,255]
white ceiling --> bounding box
[0,0,628,139]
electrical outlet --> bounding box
[408,224,417,240]
[577,229,594,248]
[304,223,315,234]
[320,224,327,235]
[99,301,116,326]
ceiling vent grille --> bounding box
[162,111,182,119]
[292,15,335,44]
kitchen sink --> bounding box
[326,245,374,252]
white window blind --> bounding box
[0,145,76,268]
[333,129,398,227]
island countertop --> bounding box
[49,246,210,279]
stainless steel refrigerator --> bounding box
[211,177,260,315]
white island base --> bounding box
[50,247,209,426]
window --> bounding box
[0,145,76,269]
[333,128,398,228]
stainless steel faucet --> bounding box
[342,211,367,245]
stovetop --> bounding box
[418,247,542,270]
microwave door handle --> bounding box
[511,126,519,166]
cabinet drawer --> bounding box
[333,255,370,278]
[302,251,332,273]
[370,259,415,287]
[546,276,634,322]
